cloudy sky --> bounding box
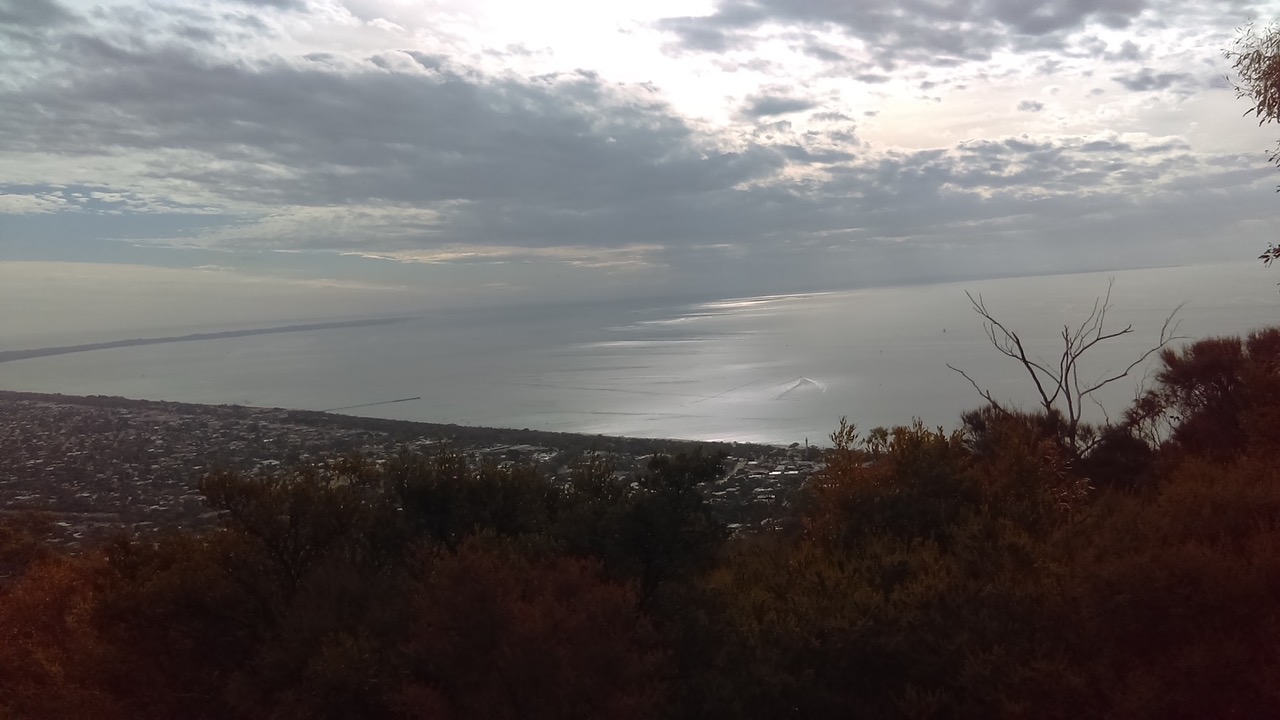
[3,0,1280,325]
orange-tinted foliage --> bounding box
[0,554,117,720]
[4,324,1280,719]
[1132,327,1280,458]
[398,538,665,720]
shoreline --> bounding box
[0,389,786,454]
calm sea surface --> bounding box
[4,263,1277,444]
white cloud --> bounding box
[3,0,1280,299]
[0,192,69,214]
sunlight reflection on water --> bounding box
[3,263,1277,444]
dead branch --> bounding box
[950,279,1186,452]
[946,363,1006,413]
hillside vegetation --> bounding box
[2,328,1279,719]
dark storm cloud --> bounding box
[777,144,856,163]
[1081,140,1134,152]
[659,0,1150,67]
[659,18,736,53]
[801,42,846,63]
[0,0,73,28]
[1107,39,1147,62]
[173,24,220,43]
[3,39,778,209]
[740,94,818,118]
[224,0,303,8]
[0,8,801,253]
[1114,67,1200,94]
[988,0,1147,35]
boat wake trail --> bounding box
[773,377,827,400]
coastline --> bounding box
[0,389,785,455]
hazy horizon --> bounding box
[0,257,1240,350]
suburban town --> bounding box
[0,390,824,543]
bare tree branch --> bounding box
[951,280,1185,453]
[1076,303,1185,398]
[965,291,1056,409]
[946,363,1005,413]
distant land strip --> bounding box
[0,317,410,364]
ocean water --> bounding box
[3,263,1277,444]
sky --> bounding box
[3,0,1280,331]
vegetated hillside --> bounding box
[2,328,1279,720]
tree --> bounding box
[1226,22,1280,266]
[199,465,403,610]
[948,280,1182,455]
[0,552,117,720]
[383,449,559,549]
[398,538,665,720]
[617,453,725,608]
[1127,327,1280,458]
[0,512,58,587]
[92,464,414,719]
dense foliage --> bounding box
[3,328,1280,719]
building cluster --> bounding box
[0,392,823,543]
[704,455,824,532]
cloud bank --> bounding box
[1,0,1277,299]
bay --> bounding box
[2,262,1276,444]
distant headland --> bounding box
[0,317,410,364]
